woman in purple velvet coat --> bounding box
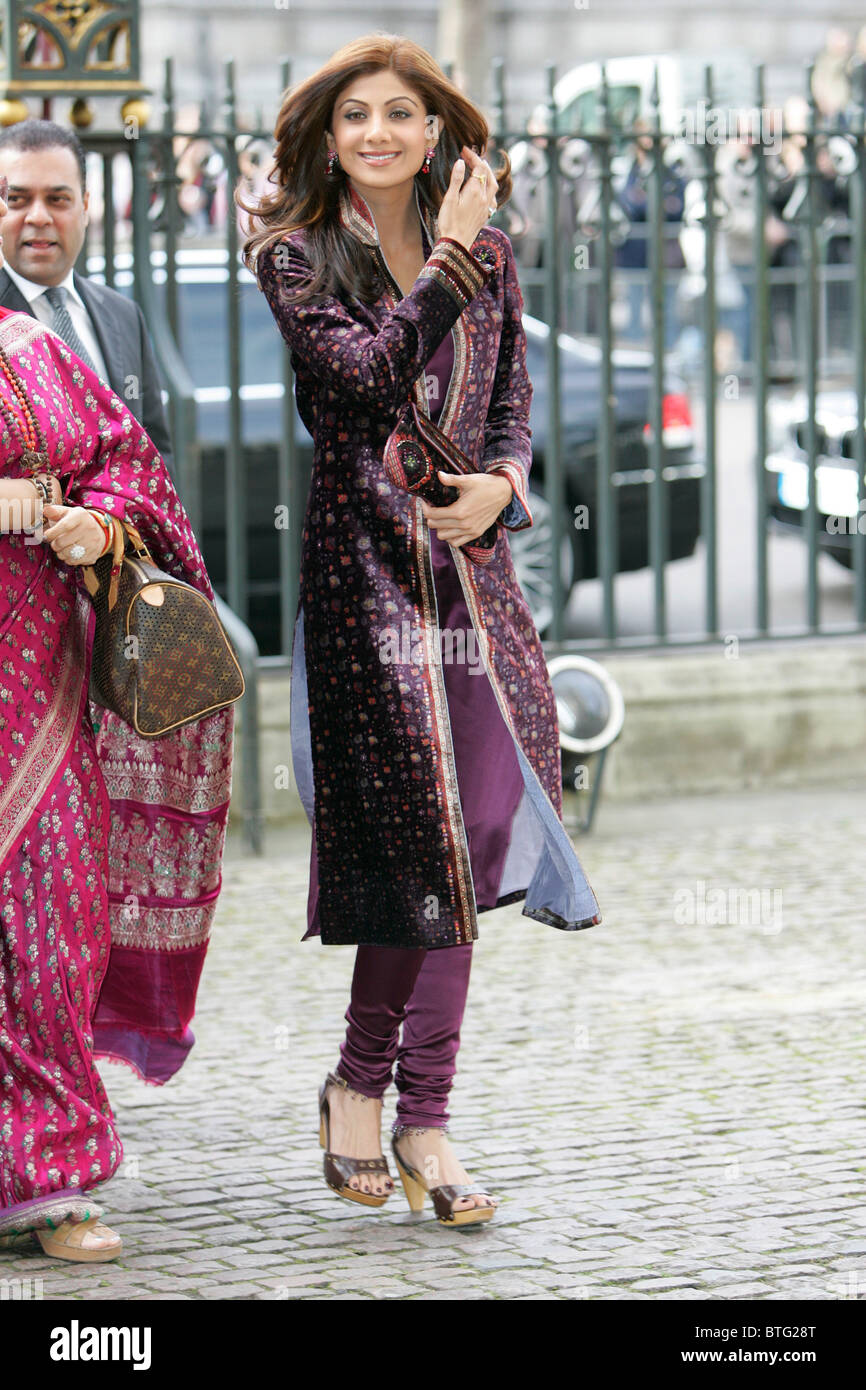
[240,34,601,1226]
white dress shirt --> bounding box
[3,261,109,383]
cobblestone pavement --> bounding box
[3,783,865,1301]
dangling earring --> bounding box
[421,118,438,174]
[326,147,339,173]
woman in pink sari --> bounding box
[0,179,234,1261]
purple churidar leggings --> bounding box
[336,941,474,1131]
[334,331,523,1131]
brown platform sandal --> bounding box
[318,1072,395,1207]
[391,1127,499,1226]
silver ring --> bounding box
[68,544,86,561]
[488,204,496,215]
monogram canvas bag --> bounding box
[81,515,245,738]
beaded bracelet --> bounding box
[29,475,52,506]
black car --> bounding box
[515,317,703,628]
[142,263,703,651]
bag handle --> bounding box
[120,517,156,563]
[81,515,153,612]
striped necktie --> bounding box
[42,285,99,375]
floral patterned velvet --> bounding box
[256,183,600,949]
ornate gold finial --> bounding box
[120,96,149,129]
[69,97,94,128]
[0,99,30,127]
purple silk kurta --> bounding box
[257,180,601,949]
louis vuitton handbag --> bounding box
[81,514,245,738]
[383,396,500,566]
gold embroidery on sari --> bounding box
[0,311,49,354]
[0,581,89,865]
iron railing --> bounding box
[73,53,866,662]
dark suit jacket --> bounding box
[0,267,175,481]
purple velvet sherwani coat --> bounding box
[255,181,601,948]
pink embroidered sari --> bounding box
[0,305,234,1236]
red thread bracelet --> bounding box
[91,511,113,557]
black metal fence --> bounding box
[75,54,866,657]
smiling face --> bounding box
[0,146,88,285]
[326,69,440,195]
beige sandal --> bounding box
[35,1214,123,1263]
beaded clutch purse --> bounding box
[383,399,500,566]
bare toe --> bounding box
[82,1232,115,1251]
[454,1192,494,1211]
[80,1222,121,1250]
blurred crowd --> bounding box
[507,24,866,375]
[81,102,273,245]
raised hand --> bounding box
[436,144,499,251]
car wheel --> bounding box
[508,489,576,634]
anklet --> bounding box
[392,1124,450,1138]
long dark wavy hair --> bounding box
[236,32,511,307]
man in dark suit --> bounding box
[0,118,175,480]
